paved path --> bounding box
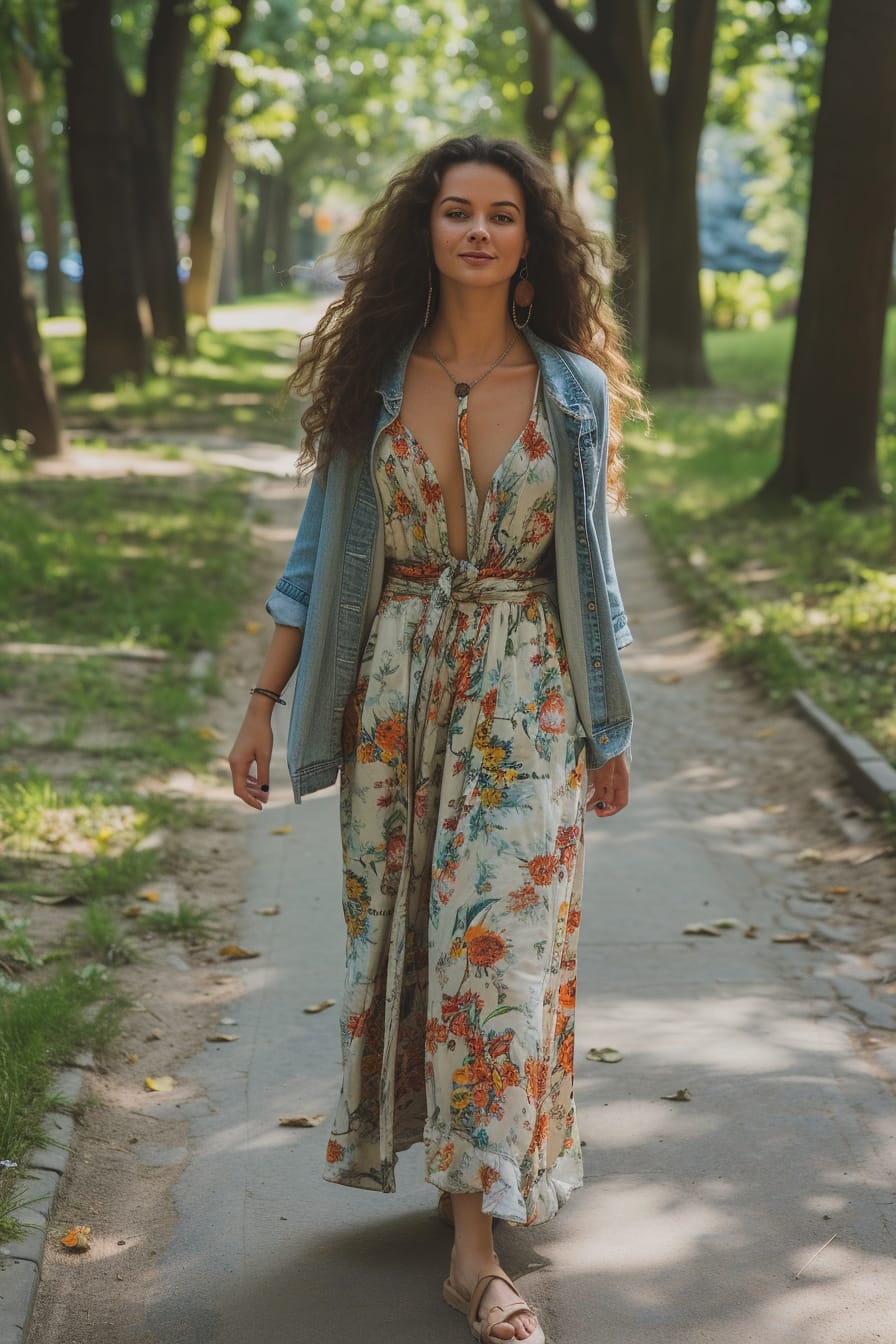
[116,505,896,1341]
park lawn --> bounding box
[0,461,254,1242]
[40,296,313,449]
[624,312,896,773]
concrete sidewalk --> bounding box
[141,512,896,1344]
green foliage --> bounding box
[626,312,896,767]
[138,901,215,941]
[0,963,125,1243]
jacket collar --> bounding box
[376,326,591,422]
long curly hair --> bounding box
[290,134,646,507]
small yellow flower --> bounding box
[449,937,465,959]
[480,787,502,808]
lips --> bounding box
[460,252,494,260]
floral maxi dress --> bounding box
[324,376,588,1225]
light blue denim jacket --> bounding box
[267,327,634,801]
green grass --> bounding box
[0,964,126,1242]
[41,301,308,448]
[138,901,215,941]
[626,310,896,770]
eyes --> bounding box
[443,208,518,225]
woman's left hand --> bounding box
[585,754,629,818]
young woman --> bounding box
[228,135,644,1344]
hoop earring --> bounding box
[512,259,534,330]
[423,267,433,328]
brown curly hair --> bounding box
[290,134,646,507]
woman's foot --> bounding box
[448,1245,540,1341]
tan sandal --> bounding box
[442,1260,545,1343]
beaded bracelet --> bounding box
[250,687,286,706]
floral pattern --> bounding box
[324,381,587,1225]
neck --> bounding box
[425,283,516,363]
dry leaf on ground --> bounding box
[269,825,293,836]
[772,931,814,944]
[146,1028,162,1041]
[59,1225,91,1250]
[219,944,260,959]
[254,905,281,916]
[278,1114,326,1127]
[682,923,723,937]
[206,1033,239,1042]
[827,886,850,895]
[586,1047,624,1063]
[195,726,223,741]
[743,925,760,938]
[144,1075,176,1092]
[796,848,825,863]
[244,622,261,634]
[661,1088,692,1102]
[304,999,337,1014]
[761,804,788,814]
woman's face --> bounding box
[429,161,528,296]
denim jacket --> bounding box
[267,327,634,801]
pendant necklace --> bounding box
[429,332,517,400]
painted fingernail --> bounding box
[261,784,269,793]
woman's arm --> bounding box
[228,623,304,809]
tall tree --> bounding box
[532,0,717,387]
[185,0,252,319]
[132,0,193,353]
[15,47,63,316]
[60,0,149,387]
[0,69,62,458]
[759,0,896,505]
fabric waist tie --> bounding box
[382,559,557,658]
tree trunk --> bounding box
[272,174,295,287]
[759,0,896,504]
[217,161,240,305]
[16,54,63,317]
[133,0,193,354]
[531,0,716,384]
[0,74,63,458]
[185,0,252,318]
[524,0,556,159]
[60,0,150,387]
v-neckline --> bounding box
[394,371,542,563]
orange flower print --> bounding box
[435,1141,455,1171]
[464,924,507,968]
[481,688,498,720]
[326,1139,345,1163]
[479,1164,501,1193]
[521,421,551,460]
[528,853,560,886]
[385,832,406,875]
[538,689,566,734]
[530,1113,549,1151]
[391,426,411,458]
[346,1010,368,1039]
[420,476,442,507]
[508,882,539,914]
[374,714,406,761]
[472,1082,491,1108]
[425,1017,449,1053]
[558,1033,575,1074]
[526,510,553,546]
[558,977,577,1010]
[567,906,582,932]
[393,489,412,516]
[525,1058,549,1103]
[358,740,375,763]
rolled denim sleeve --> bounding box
[590,370,634,652]
[265,473,325,629]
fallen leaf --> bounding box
[139,891,161,903]
[206,1033,239,1042]
[654,673,681,685]
[147,1028,162,1041]
[219,1017,238,1025]
[269,825,293,836]
[586,1047,624,1063]
[59,1224,91,1250]
[743,925,760,939]
[124,904,144,918]
[761,804,788,814]
[254,905,281,916]
[126,1053,138,1063]
[244,621,261,634]
[278,1114,326,1127]
[660,1088,692,1102]
[144,1075,176,1092]
[711,917,744,930]
[772,931,813,944]
[827,886,850,895]
[304,999,337,1014]
[219,944,260,959]
[795,848,825,863]
[754,727,776,739]
[682,923,722,937]
[32,891,79,905]
[195,726,223,742]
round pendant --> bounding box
[454,382,470,398]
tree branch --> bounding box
[529,0,597,69]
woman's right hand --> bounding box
[228,709,274,810]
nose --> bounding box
[467,219,489,240]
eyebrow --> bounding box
[438,196,521,211]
